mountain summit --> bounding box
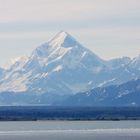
[48,31,80,48]
[32,31,87,59]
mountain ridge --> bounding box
[60,78,140,106]
[0,31,139,105]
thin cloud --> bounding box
[0,0,139,23]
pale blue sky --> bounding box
[0,0,140,67]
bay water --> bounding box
[0,121,140,140]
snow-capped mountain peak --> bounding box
[48,31,80,49]
[31,31,77,59]
[0,31,106,94]
[32,31,84,58]
[30,31,104,71]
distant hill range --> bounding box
[61,79,140,106]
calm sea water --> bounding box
[0,121,140,140]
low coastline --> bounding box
[0,106,140,121]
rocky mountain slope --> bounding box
[61,79,140,106]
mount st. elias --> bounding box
[0,31,140,106]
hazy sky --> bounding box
[0,0,140,66]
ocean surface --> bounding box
[0,121,140,140]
